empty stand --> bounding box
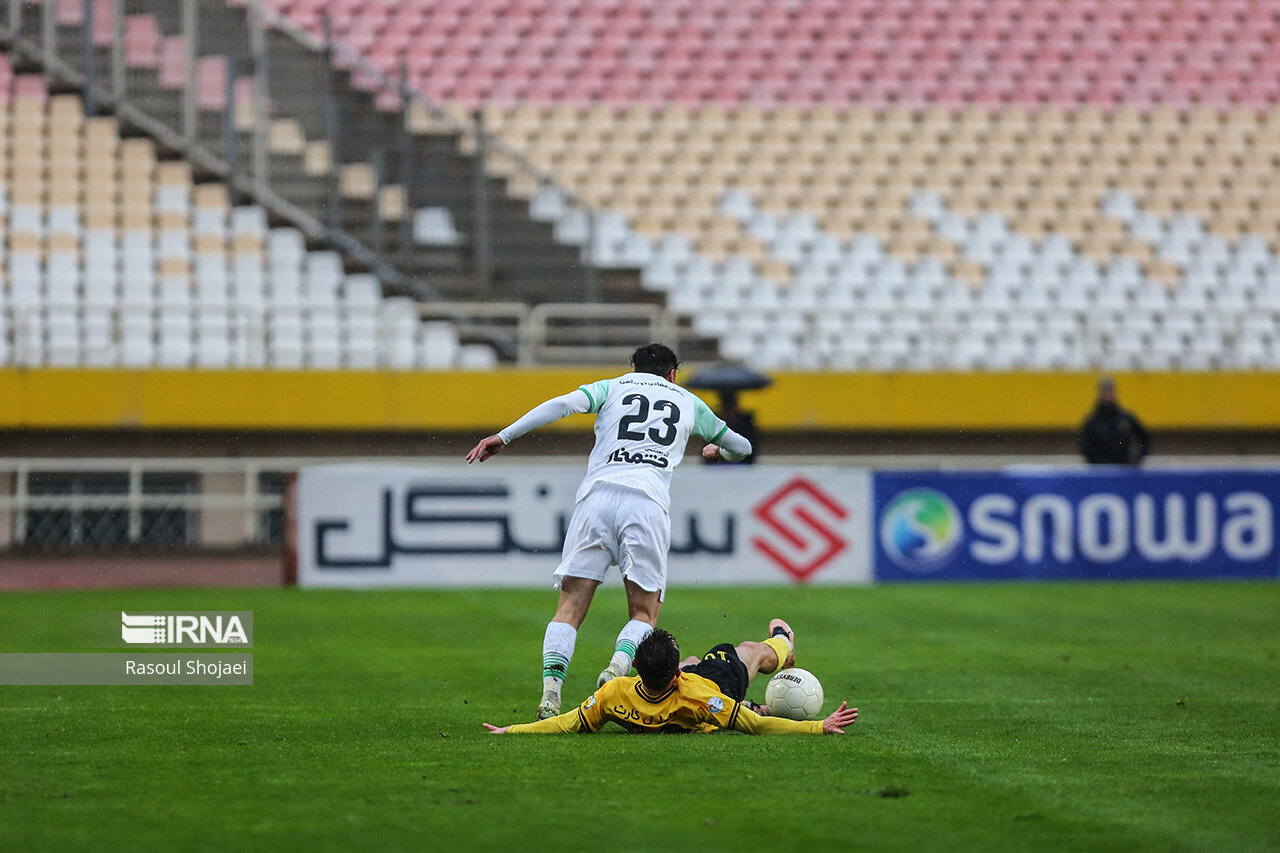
[436,0,1280,371]
[0,65,494,370]
[61,0,610,309]
[262,0,1280,111]
[10,0,1280,371]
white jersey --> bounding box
[496,372,752,511]
[491,368,747,507]
[574,373,728,509]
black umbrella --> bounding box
[684,363,773,392]
[684,363,768,464]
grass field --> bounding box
[1,581,1278,852]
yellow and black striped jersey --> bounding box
[507,671,823,735]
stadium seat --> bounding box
[0,71,493,370]
[413,208,464,246]
[11,0,1280,371]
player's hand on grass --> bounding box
[483,723,510,734]
[701,443,722,461]
[466,435,505,463]
[822,702,858,735]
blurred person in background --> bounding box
[1080,376,1150,465]
[703,390,759,465]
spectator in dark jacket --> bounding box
[1080,376,1150,464]
[704,391,759,465]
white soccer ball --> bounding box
[764,667,824,721]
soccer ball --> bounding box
[764,667,824,721]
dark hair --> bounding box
[633,628,681,691]
[631,343,679,378]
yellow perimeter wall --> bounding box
[0,369,1276,431]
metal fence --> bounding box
[420,301,682,366]
[0,457,291,549]
[8,453,1280,553]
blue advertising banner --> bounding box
[873,468,1280,582]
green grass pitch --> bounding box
[1,581,1277,852]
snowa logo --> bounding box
[966,490,1273,565]
[880,489,963,572]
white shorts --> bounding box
[554,483,670,599]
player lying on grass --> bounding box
[483,619,858,735]
[466,343,753,721]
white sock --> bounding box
[542,621,577,695]
[608,619,653,674]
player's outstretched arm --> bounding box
[716,427,753,462]
[485,708,592,734]
[822,701,858,735]
[701,428,751,463]
[466,435,505,463]
[467,391,594,465]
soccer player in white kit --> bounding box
[466,343,753,719]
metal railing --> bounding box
[0,457,291,549]
[2,0,609,302]
[420,302,683,366]
[3,0,627,363]
[2,299,694,368]
[7,1,449,287]
[1,297,1270,371]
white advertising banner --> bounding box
[296,464,872,588]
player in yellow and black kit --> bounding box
[484,620,858,736]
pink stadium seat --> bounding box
[159,37,186,90]
[90,0,116,47]
[124,15,161,70]
[196,56,228,111]
[933,78,978,104]
[243,0,1280,112]
[55,0,84,26]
